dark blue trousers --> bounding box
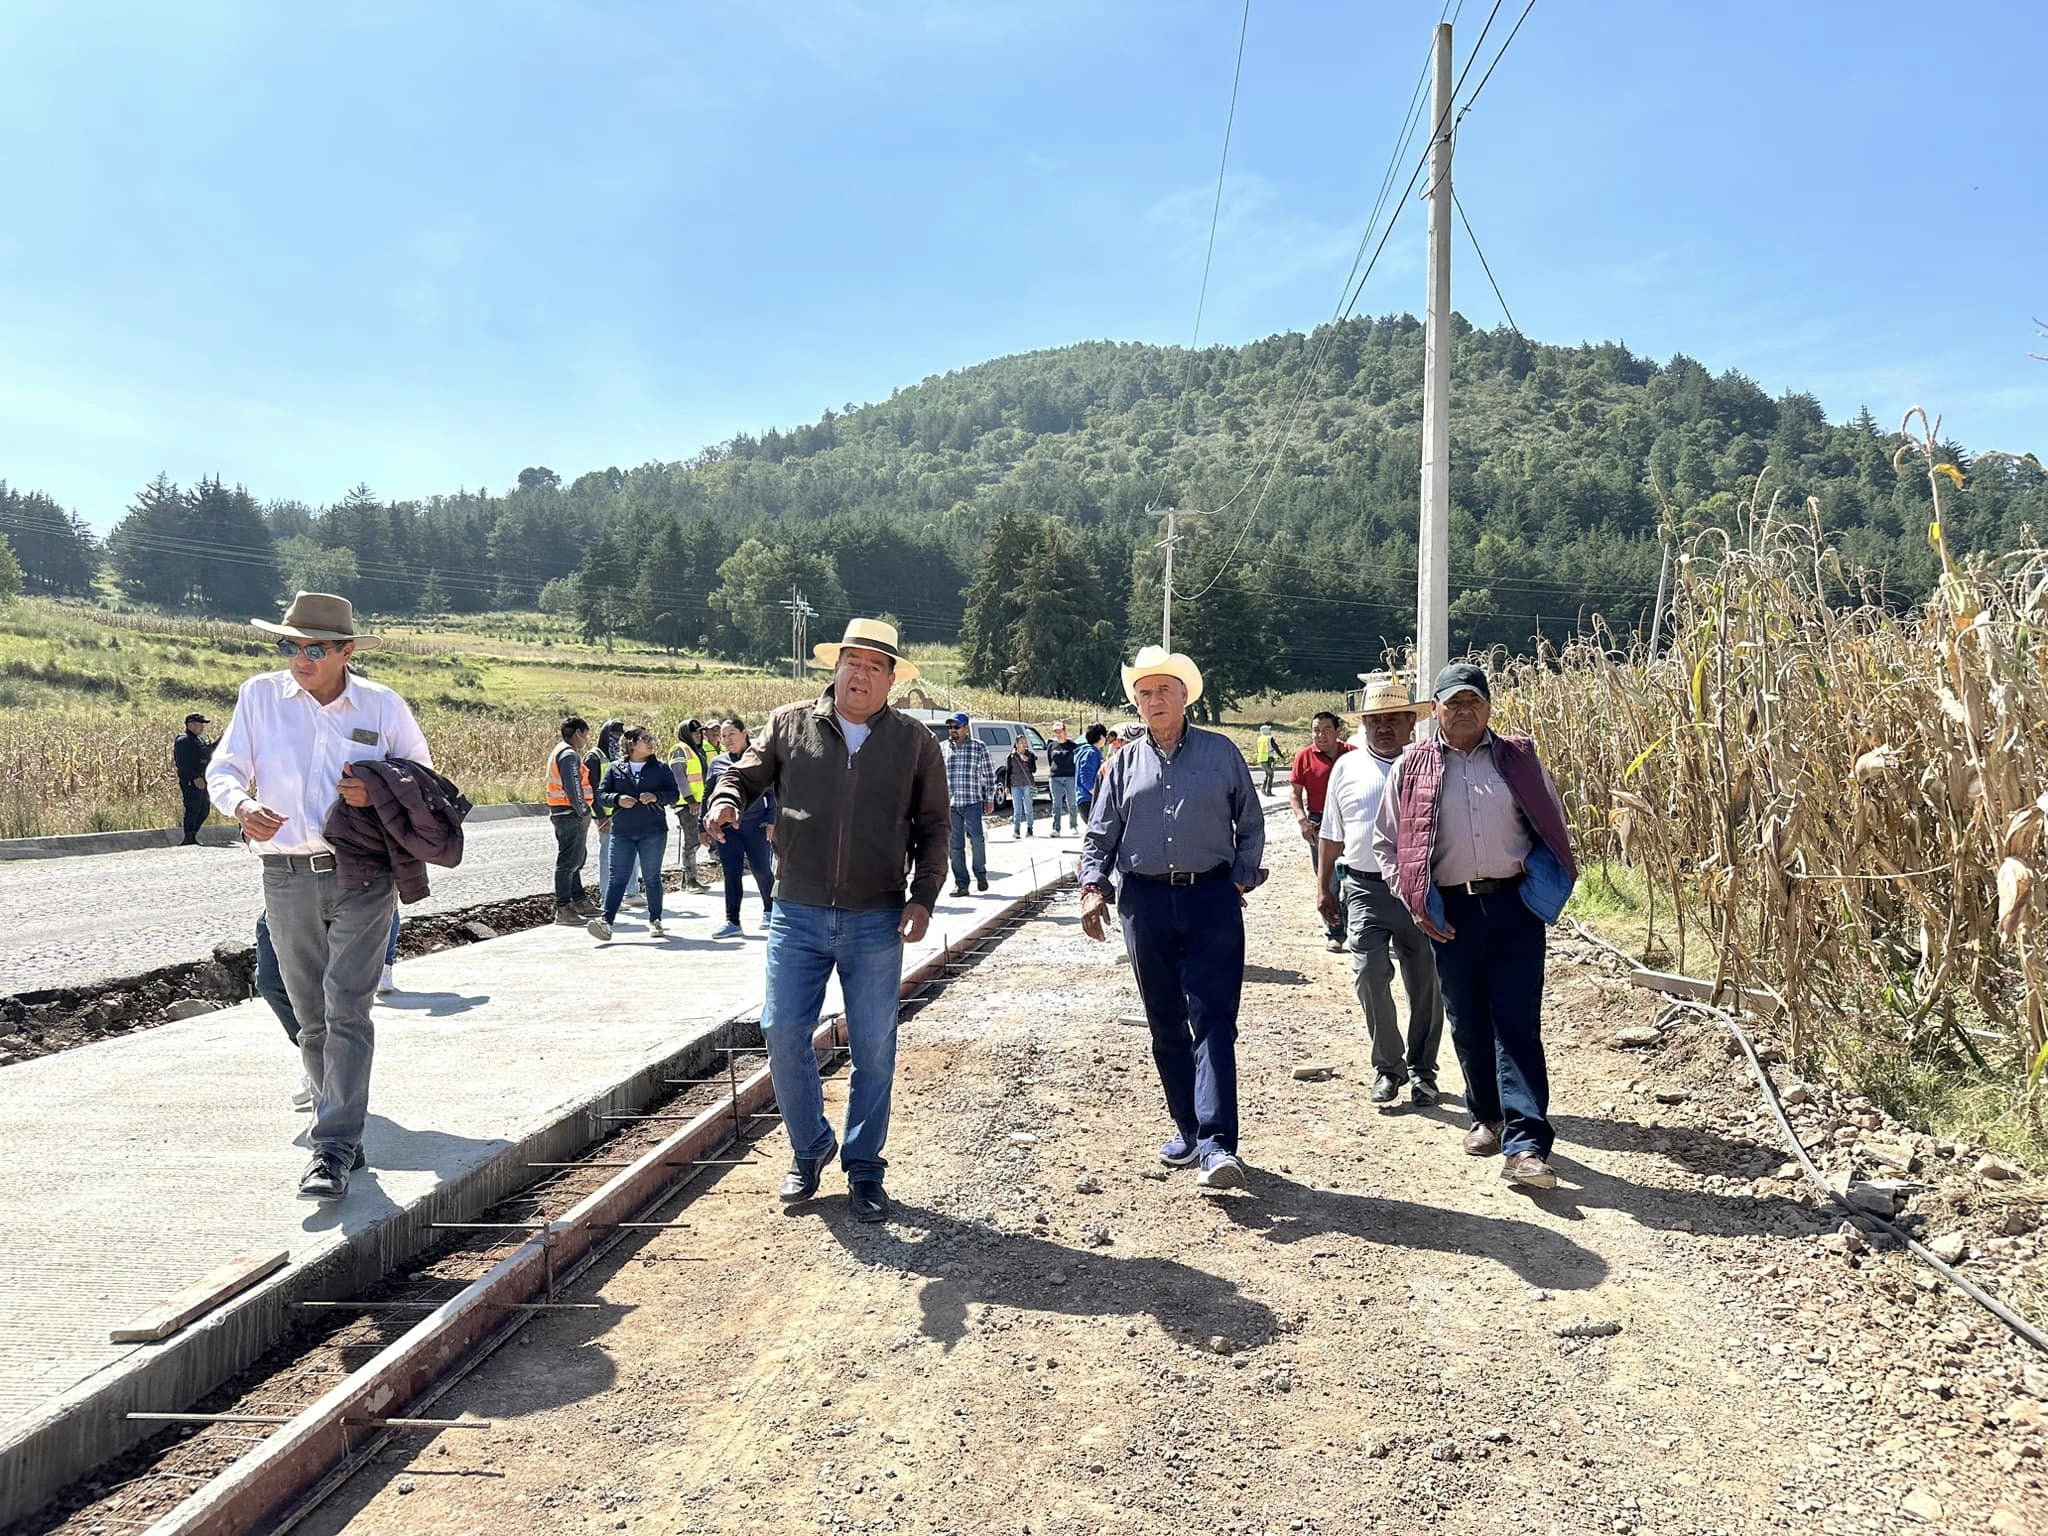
[1119,874,1244,1155]
[716,820,775,924]
[1432,887,1552,1157]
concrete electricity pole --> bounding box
[780,586,816,681]
[1416,20,1454,691]
[1149,507,1207,651]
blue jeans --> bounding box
[1432,885,1551,1157]
[1010,791,1034,833]
[1119,873,1244,1156]
[1049,777,1078,832]
[948,804,986,888]
[596,825,643,905]
[760,899,904,1180]
[716,820,775,923]
[604,829,666,921]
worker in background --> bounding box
[548,716,597,924]
[671,718,713,891]
[173,712,215,845]
[1046,721,1080,835]
[1254,724,1282,796]
[1290,711,1354,952]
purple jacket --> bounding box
[1393,734,1576,927]
[323,756,472,904]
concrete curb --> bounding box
[0,803,550,863]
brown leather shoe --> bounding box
[1501,1152,1558,1189]
[1462,1121,1503,1157]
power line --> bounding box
[1454,0,1538,126]
[1174,0,1253,402]
[1452,188,1517,334]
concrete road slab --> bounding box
[0,831,1088,1521]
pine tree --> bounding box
[186,476,280,615]
[0,532,23,605]
[109,473,194,605]
[631,520,697,651]
[958,508,1038,687]
[575,528,634,649]
[418,569,449,614]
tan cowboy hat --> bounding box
[813,617,919,682]
[1120,645,1203,707]
[1357,675,1431,718]
[251,591,378,649]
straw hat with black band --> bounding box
[813,618,919,683]
[251,591,379,649]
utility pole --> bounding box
[780,586,816,681]
[1647,532,1671,658]
[1416,20,1454,691]
[1148,507,1207,651]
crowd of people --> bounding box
[186,591,1576,1213]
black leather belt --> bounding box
[1441,874,1521,895]
[261,851,338,874]
[1347,869,1386,885]
[1126,865,1230,887]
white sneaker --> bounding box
[376,964,397,994]
[587,917,613,941]
[649,919,666,938]
[292,1074,315,1111]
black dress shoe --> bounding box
[952,886,969,897]
[780,1135,838,1203]
[848,1179,890,1223]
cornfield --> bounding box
[1497,411,2048,1112]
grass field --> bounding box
[0,598,1347,838]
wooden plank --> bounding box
[110,1250,289,1344]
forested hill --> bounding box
[5,314,2043,705]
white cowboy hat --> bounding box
[1120,645,1203,707]
[251,591,379,649]
[813,617,919,683]
[1357,676,1431,718]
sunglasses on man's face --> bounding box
[275,640,335,661]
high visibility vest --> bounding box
[585,750,613,817]
[1255,737,1276,765]
[671,744,708,803]
[546,745,592,809]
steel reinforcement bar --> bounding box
[139,856,1080,1536]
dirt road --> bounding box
[306,856,2044,1536]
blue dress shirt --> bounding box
[1079,725,1264,890]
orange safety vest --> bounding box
[546,745,592,809]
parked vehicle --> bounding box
[900,709,1048,811]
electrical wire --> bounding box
[1452,187,1518,334]
[1174,0,1253,403]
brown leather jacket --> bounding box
[705,689,948,913]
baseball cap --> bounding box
[1431,662,1491,703]
[184,712,210,724]
[947,711,970,726]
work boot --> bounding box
[780,1133,838,1203]
[1501,1152,1558,1190]
[553,904,583,927]
[1462,1121,1504,1157]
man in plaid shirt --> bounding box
[942,711,995,896]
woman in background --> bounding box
[705,718,775,939]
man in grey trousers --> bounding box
[207,592,430,1203]
[1316,677,1444,1109]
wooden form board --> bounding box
[110,1250,290,1344]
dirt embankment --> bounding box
[268,859,2044,1536]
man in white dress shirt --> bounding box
[207,593,430,1203]
[1317,677,1443,1110]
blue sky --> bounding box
[3,0,2042,529]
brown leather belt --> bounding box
[261,851,338,874]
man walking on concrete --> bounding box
[1291,711,1353,952]
[173,712,215,845]
[1317,679,1443,1109]
[207,592,430,1203]
[1372,663,1578,1190]
[1046,722,1080,835]
[547,716,596,924]
[705,618,948,1223]
[942,711,993,897]
[1080,647,1265,1191]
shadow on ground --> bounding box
[819,1198,1279,1351]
